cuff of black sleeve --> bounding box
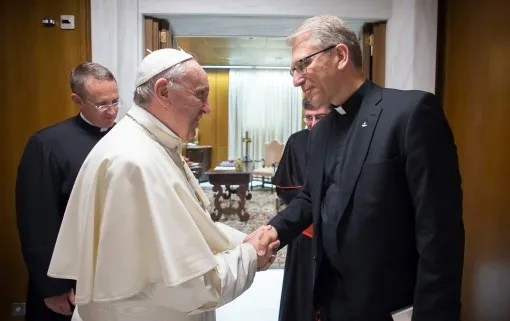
[37,276,75,298]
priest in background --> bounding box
[47,48,279,321]
[273,98,330,321]
[16,62,119,321]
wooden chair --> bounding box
[250,139,284,192]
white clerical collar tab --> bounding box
[335,106,346,115]
[80,113,108,131]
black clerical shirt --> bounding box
[321,81,370,268]
[16,114,111,315]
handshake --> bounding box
[243,225,280,271]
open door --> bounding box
[144,16,174,56]
[0,0,91,320]
[361,22,386,87]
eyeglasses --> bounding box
[290,45,337,76]
[303,114,328,123]
[88,100,121,112]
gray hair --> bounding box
[288,15,363,68]
[133,59,194,109]
[70,62,116,97]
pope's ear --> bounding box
[154,78,170,99]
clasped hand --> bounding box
[44,288,75,315]
[244,225,280,271]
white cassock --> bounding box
[48,105,258,321]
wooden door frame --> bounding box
[143,16,173,56]
[361,21,386,87]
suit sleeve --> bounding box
[270,183,313,248]
[405,93,464,321]
[144,243,257,314]
[15,136,74,298]
[276,188,302,205]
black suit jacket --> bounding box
[270,82,464,321]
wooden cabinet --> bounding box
[185,145,212,182]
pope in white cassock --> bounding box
[47,48,279,321]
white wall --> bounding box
[91,0,139,118]
[386,0,438,93]
[91,0,438,117]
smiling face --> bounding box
[290,29,358,107]
[290,34,338,107]
[173,63,210,141]
[71,77,119,128]
[153,60,211,142]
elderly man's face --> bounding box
[75,77,119,128]
[290,34,338,107]
[169,62,211,140]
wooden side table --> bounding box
[206,169,252,222]
[185,145,212,182]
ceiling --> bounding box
[152,15,373,67]
[158,15,367,38]
[176,36,292,67]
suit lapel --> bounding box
[335,85,383,223]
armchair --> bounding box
[250,139,284,192]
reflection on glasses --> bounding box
[303,114,328,123]
[290,45,337,76]
[90,101,121,112]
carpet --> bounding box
[201,184,286,269]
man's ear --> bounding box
[71,93,82,107]
[154,78,170,100]
[335,43,349,71]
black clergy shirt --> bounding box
[321,81,370,269]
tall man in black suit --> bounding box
[258,15,465,321]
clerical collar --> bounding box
[127,105,183,153]
[80,113,108,132]
[330,80,371,115]
[334,106,346,115]
[74,113,108,135]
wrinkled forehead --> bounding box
[182,61,209,89]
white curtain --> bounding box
[228,69,302,161]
